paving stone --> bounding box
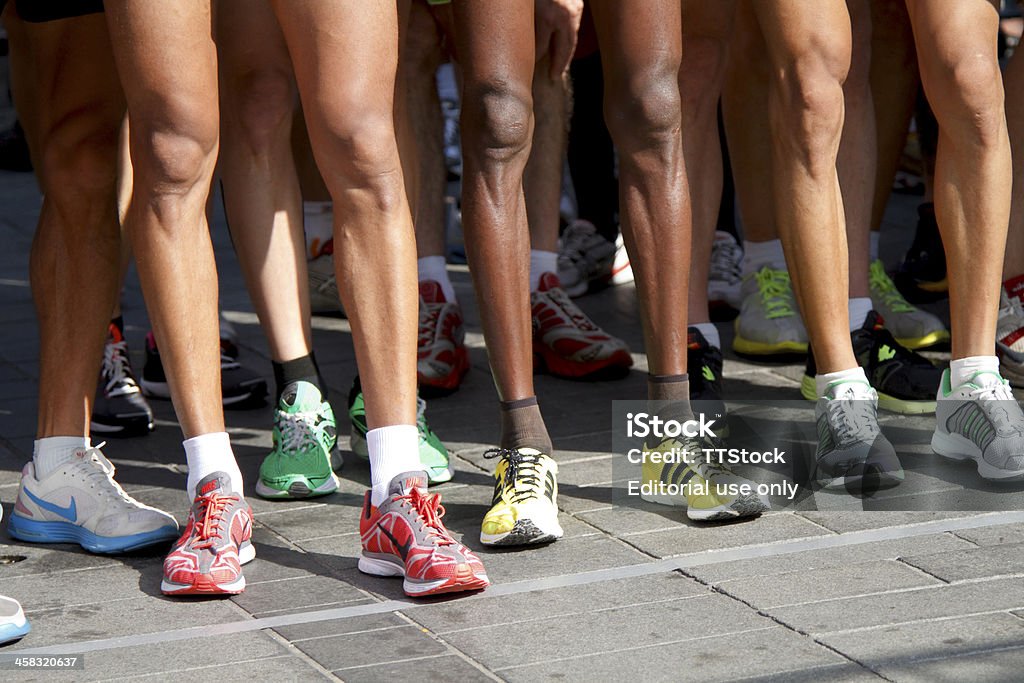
[337,654,493,683]
[796,511,984,534]
[622,512,833,558]
[821,613,1024,681]
[441,593,774,671]
[715,558,941,609]
[690,532,974,583]
[900,542,1024,582]
[767,577,1024,635]
[230,574,369,617]
[293,623,448,671]
[273,611,405,642]
[952,521,1024,547]
[408,571,704,634]
[876,646,1024,683]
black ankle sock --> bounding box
[499,396,553,454]
[273,353,326,402]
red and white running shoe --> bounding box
[417,281,470,394]
[532,272,633,378]
[359,471,489,597]
[161,472,255,596]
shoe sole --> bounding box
[161,542,256,596]
[7,516,178,554]
[418,347,470,396]
[0,622,30,646]
[89,417,154,436]
[358,554,489,596]
[732,334,808,356]
[800,374,936,415]
[814,465,905,492]
[255,472,341,500]
[141,379,266,407]
[480,517,563,547]
[932,430,1024,481]
[639,491,770,521]
[533,346,633,380]
[896,330,950,350]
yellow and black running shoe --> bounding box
[481,448,563,546]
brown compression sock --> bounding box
[499,396,554,454]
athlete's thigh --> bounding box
[588,0,682,89]
[4,8,123,185]
[903,0,1000,82]
[217,0,292,83]
[103,1,218,136]
[682,0,736,44]
[747,0,851,83]
[269,0,400,146]
[449,0,534,91]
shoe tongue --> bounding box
[388,471,428,496]
[419,280,446,304]
[969,371,1005,389]
[860,310,886,332]
[196,471,232,498]
[107,322,125,344]
[537,272,561,292]
[282,381,323,410]
[828,380,873,400]
[687,327,705,350]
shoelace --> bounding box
[754,268,797,319]
[542,286,600,332]
[869,261,915,314]
[826,388,880,444]
[278,411,318,453]
[484,448,546,504]
[418,300,444,347]
[101,340,141,397]
[193,493,237,551]
[399,488,453,546]
[76,443,136,506]
[709,236,742,284]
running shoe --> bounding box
[256,381,340,499]
[347,378,453,485]
[708,231,743,314]
[308,243,345,316]
[7,445,179,553]
[869,259,949,350]
[640,434,770,521]
[610,233,634,286]
[418,280,469,394]
[557,219,616,297]
[141,331,268,407]
[687,327,727,428]
[481,448,563,546]
[733,267,809,355]
[532,272,633,379]
[0,595,29,646]
[91,322,154,436]
[895,203,948,303]
[997,289,1024,389]
[801,311,943,415]
[813,379,903,492]
[359,471,488,596]
[161,472,255,596]
[1004,272,1024,306]
[932,368,1024,481]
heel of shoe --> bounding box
[358,554,404,578]
[931,430,974,461]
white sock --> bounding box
[742,239,786,275]
[693,322,721,349]
[417,255,457,303]
[184,432,242,500]
[369,425,422,507]
[949,356,1000,389]
[530,250,559,292]
[303,200,334,259]
[33,436,90,479]
[869,231,881,262]
[816,366,870,398]
[848,297,872,332]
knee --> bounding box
[774,51,847,172]
[40,121,119,219]
[461,80,533,165]
[931,56,1005,147]
[320,116,407,216]
[225,68,295,153]
[605,61,682,150]
[131,104,218,195]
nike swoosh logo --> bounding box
[377,522,412,562]
[23,487,77,522]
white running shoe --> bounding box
[0,506,30,646]
[733,267,809,355]
[610,233,634,286]
[932,368,1024,481]
[7,445,179,554]
[996,289,1024,389]
[708,231,743,311]
[868,260,949,350]
[557,220,616,297]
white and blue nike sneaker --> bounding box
[7,445,179,553]
[0,506,30,646]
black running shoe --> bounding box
[141,332,268,407]
[801,311,943,415]
[895,202,948,303]
[91,323,154,436]
[687,327,727,427]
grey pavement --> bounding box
[2,101,1024,683]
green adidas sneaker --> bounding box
[347,379,453,484]
[256,381,340,499]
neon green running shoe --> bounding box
[347,378,453,484]
[256,381,340,499]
